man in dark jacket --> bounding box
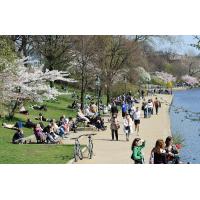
[12,129,24,144]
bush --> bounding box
[173,133,185,146]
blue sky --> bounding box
[153,35,200,55]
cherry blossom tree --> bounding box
[181,75,199,86]
[0,58,76,118]
[154,71,176,83]
[136,67,151,83]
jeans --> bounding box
[111,129,118,141]
[155,106,158,114]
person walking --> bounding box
[121,101,128,118]
[111,102,118,116]
[154,97,160,115]
[133,107,140,136]
[131,138,145,164]
[147,99,153,117]
[123,114,133,141]
[141,90,145,99]
[110,114,120,141]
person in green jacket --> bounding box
[131,138,145,164]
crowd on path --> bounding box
[109,91,181,164]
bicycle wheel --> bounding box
[78,145,83,160]
[74,146,78,162]
[88,142,93,159]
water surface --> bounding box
[170,88,200,164]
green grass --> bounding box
[0,144,74,164]
[0,93,77,164]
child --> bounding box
[123,114,133,141]
[131,138,145,164]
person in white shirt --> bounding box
[77,109,90,123]
[123,114,133,141]
[130,105,136,121]
[147,99,153,117]
[133,107,140,135]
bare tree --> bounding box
[70,36,98,109]
[95,36,136,104]
[32,35,73,71]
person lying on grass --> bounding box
[3,121,23,130]
[35,113,50,122]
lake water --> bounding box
[170,88,200,164]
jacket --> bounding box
[131,141,145,161]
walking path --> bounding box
[64,94,173,164]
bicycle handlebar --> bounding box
[70,133,97,140]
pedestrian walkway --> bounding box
[65,94,173,164]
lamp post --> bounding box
[124,76,127,95]
[95,75,101,114]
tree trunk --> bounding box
[106,86,111,106]
[9,100,18,119]
[80,72,85,110]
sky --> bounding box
[153,35,200,56]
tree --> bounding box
[181,75,199,86]
[96,36,136,104]
[154,71,176,83]
[32,35,73,71]
[0,37,17,71]
[0,58,75,118]
[10,35,33,58]
[70,36,98,109]
[136,67,151,84]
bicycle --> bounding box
[71,133,97,161]
[84,133,96,159]
[71,135,84,162]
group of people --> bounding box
[141,97,161,118]
[10,113,77,144]
[109,100,141,142]
[131,136,180,164]
[76,102,106,131]
[33,116,76,144]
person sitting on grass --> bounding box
[131,138,145,164]
[77,109,90,123]
[33,124,46,143]
[24,118,35,128]
[68,117,77,133]
[12,129,24,144]
[35,113,49,122]
[43,124,61,144]
[50,119,59,134]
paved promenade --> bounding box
[65,94,173,164]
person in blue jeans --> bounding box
[121,101,127,118]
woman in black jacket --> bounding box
[150,139,167,164]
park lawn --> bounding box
[0,144,74,164]
[0,93,77,164]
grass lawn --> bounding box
[0,93,77,164]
